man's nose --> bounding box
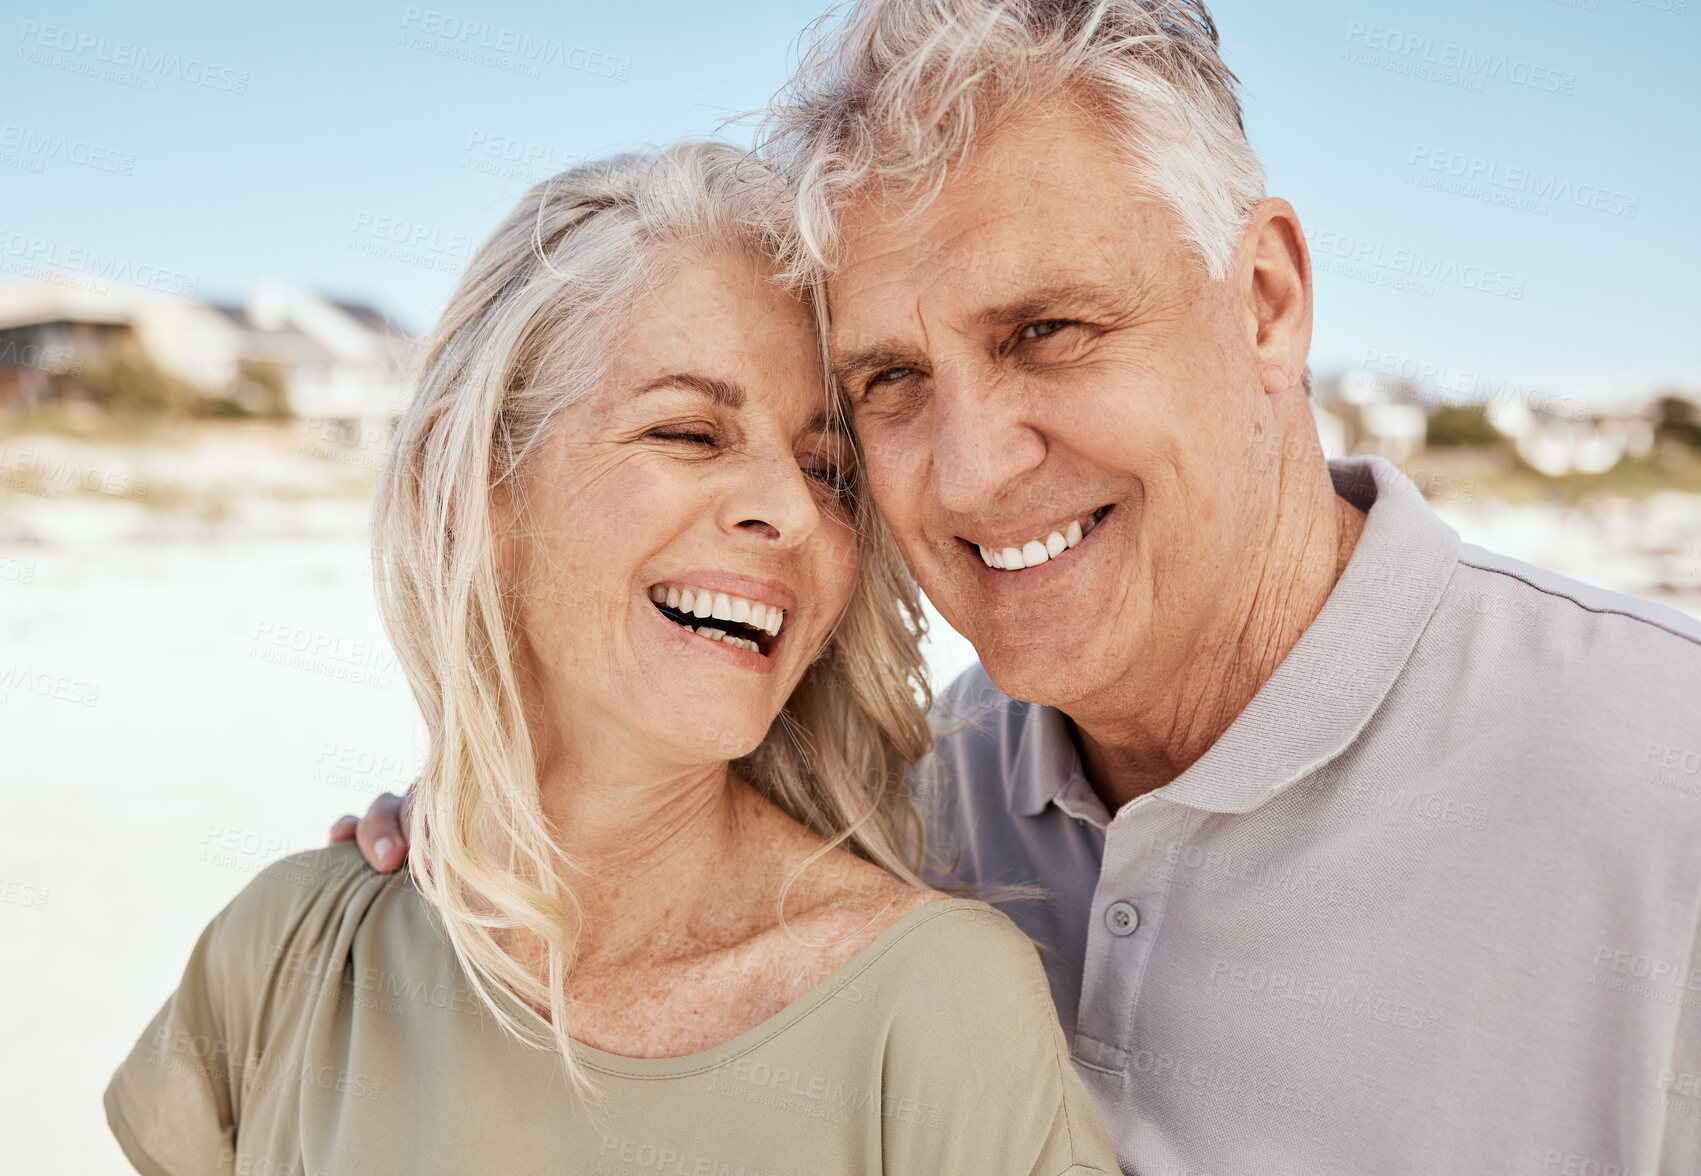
[928,366,1046,514]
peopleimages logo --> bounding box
[1408,145,1639,219]
[0,123,136,175]
[398,7,631,81]
[15,20,250,94]
[1306,229,1527,301]
[0,230,199,297]
[1357,348,1591,423]
[461,130,580,184]
[1343,22,1577,95]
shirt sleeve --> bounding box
[876,904,1120,1176]
[103,899,242,1175]
[103,844,375,1175]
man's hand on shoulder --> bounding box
[328,790,410,873]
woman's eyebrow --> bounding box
[632,372,745,408]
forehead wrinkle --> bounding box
[913,289,934,359]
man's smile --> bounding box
[968,505,1113,571]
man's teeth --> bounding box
[647,584,785,636]
[977,511,1101,571]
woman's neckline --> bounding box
[483,892,985,1078]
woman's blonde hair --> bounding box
[370,141,932,1086]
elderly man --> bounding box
[341,2,1701,1172]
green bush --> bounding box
[79,343,197,416]
[232,358,291,418]
[1424,405,1502,447]
[1655,395,1701,449]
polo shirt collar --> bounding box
[1007,698,1108,822]
[1005,456,1461,821]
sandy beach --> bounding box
[2,422,1697,1173]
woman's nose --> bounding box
[718,450,822,546]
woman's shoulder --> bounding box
[797,896,1120,1175]
[825,895,1074,1097]
[105,843,411,1175]
[217,839,394,931]
[847,894,1051,1005]
[199,841,403,996]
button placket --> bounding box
[1072,802,1198,1070]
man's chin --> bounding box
[972,638,1118,711]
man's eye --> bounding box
[1019,320,1071,340]
[866,366,918,390]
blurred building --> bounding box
[1316,365,1701,475]
[1485,400,1656,476]
[0,280,411,428]
[1316,369,1431,463]
[0,283,130,406]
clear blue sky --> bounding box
[5,0,1697,388]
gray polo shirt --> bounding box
[916,456,1701,1176]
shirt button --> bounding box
[1104,900,1140,936]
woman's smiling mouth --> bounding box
[648,583,786,656]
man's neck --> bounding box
[1070,451,1367,812]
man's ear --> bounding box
[1238,197,1313,398]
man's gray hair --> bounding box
[759,0,1266,282]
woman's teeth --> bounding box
[688,626,762,653]
[976,508,1105,571]
[647,583,785,644]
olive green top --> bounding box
[105,841,1117,1176]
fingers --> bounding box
[356,791,408,874]
[329,815,358,843]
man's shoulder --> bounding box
[906,665,1021,821]
[1447,542,1701,666]
[1423,546,1701,801]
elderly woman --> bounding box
[103,143,1116,1175]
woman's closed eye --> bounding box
[648,424,720,446]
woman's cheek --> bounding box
[587,460,694,536]
[818,520,859,619]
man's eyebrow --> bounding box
[830,343,914,387]
[831,279,1134,384]
[633,373,745,408]
[969,279,1130,329]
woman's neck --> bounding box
[532,743,763,970]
